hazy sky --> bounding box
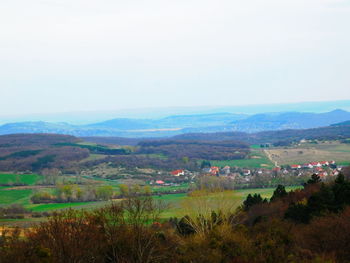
[1,0,350,116]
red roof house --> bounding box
[210,166,220,175]
[171,170,185,176]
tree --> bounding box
[284,202,310,223]
[76,186,83,200]
[119,184,129,197]
[242,193,267,211]
[41,168,61,185]
[306,174,321,185]
[177,215,196,236]
[56,184,73,201]
[143,185,152,196]
[200,160,211,169]
[270,185,287,202]
[182,156,189,164]
[181,190,240,235]
[96,186,113,200]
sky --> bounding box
[1,0,350,117]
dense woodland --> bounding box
[1,168,350,263]
[1,124,349,172]
[0,134,251,172]
[0,134,89,172]
[136,140,249,160]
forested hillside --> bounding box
[1,110,350,137]
[84,124,350,146]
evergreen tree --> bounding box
[306,173,321,185]
[243,193,267,211]
[270,185,287,201]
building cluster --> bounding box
[290,161,336,170]
[197,161,343,182]
[151,161,344,186]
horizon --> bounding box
[0,99,350,125]
[1,0,350,117]
[1,1,350,260]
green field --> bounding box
[0,188,33,205]
[0,173,43,186]
[151,183,190,193]
[0,183,301,216]
[250,144,262,149]
[137,153,169,160]
[0,172,301,224]
[208,150,274,168]
[27,201,111,212]
[155,186,301,218]
[338,161,350,166]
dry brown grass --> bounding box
[265,142,350,165]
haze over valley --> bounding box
[1,0,350,262]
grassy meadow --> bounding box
[155,186,301,219]
[0,172,303,224]
[265,141,350,166]
[0,173,43,186]
[208,149,274,169]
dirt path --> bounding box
[263,149,278,167]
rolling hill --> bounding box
[0,110,349,137]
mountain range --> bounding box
[0,109,350,137]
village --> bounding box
[149,160,343,187]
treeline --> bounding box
[0,146,89,172]
[0,134,89,172]
[82,136,148,146]
[55,142,131,155]
[31,184,114,203]
[137,140,250,160]
[0,133,79,148]
[2,173,350,262]
[0,204,50,219]
[85,155,199,171]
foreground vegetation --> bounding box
[0,171,301,222]
[1,171,350,262]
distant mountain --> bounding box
[229,109,350,132]
[0,122,77,135]
[331,120,350,126]
[87,118,154,130]
[156,113,247,128]
[172,125,350,145]
[0,113,248,137]
[0,110,350,137]
[87,113,247,130]
[84,124,350,146]
[2,100,350,125]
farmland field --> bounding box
[156,186,301,218]
[0,173,43,186]
[0,173,301,216]
[27,201,111,212]
[0,188,33,205]
[265,141,350,166]
[208,150,274,168]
